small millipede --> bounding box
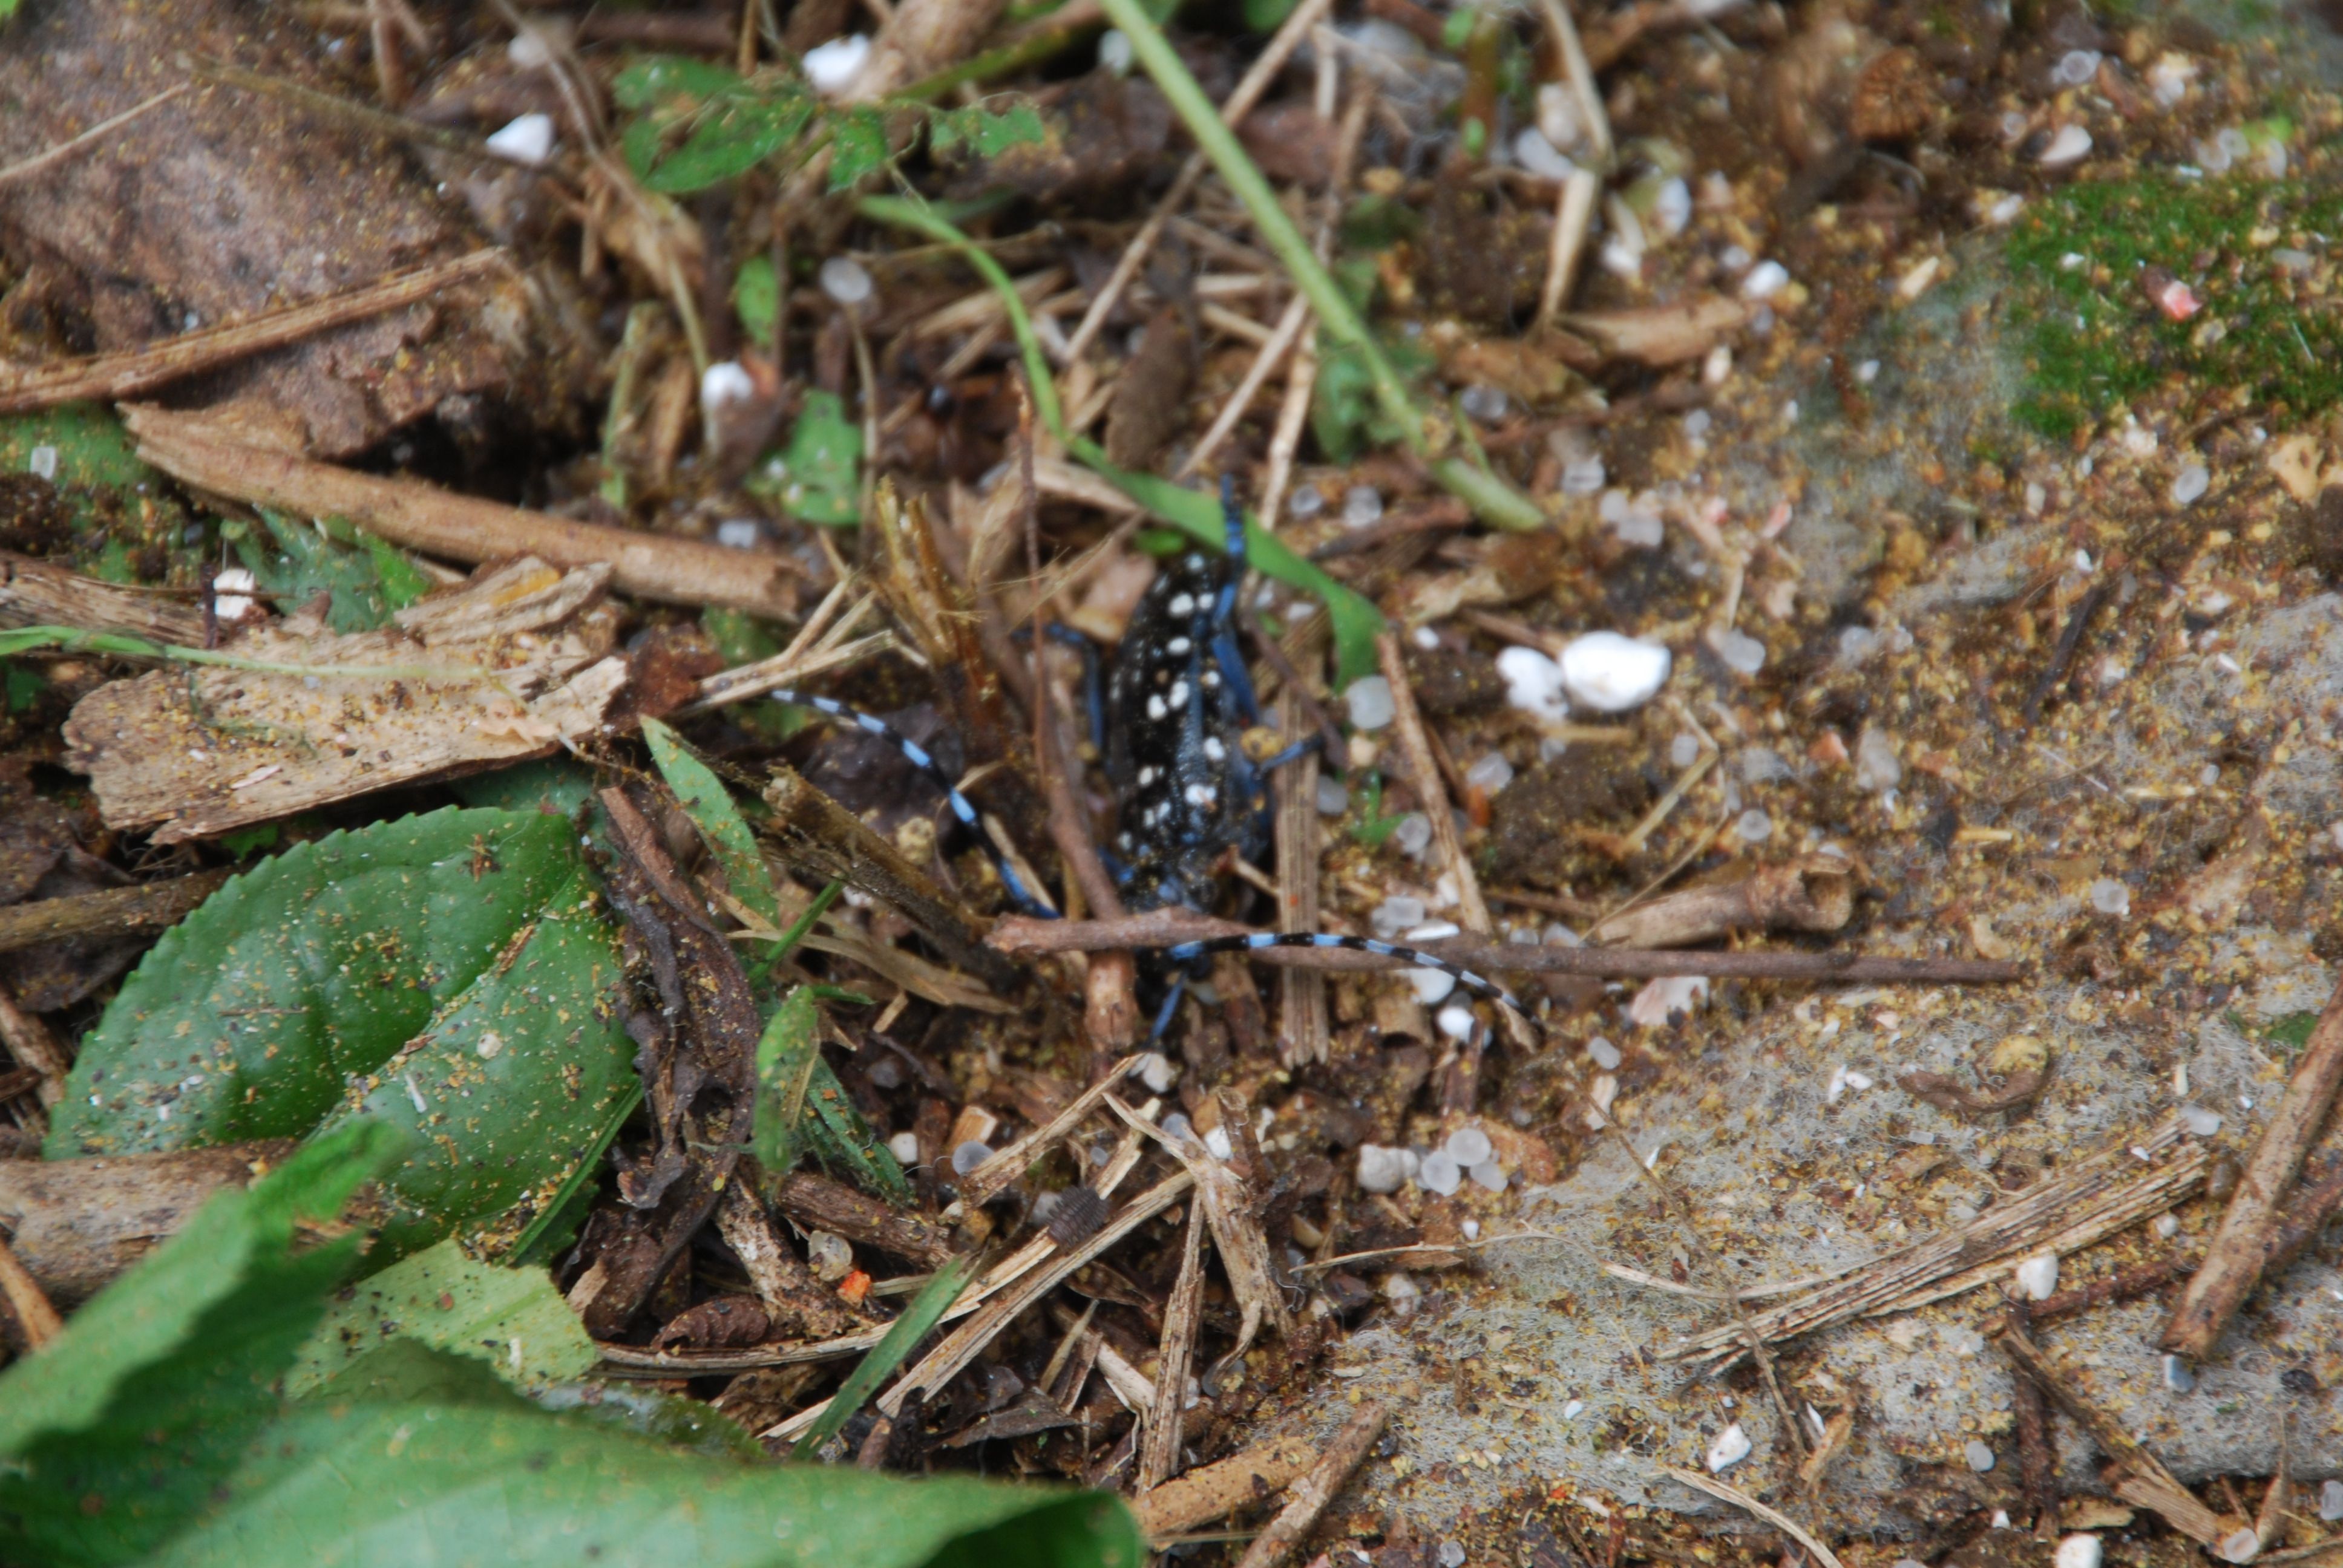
[766,479,1529,1034]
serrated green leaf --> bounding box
[793,1256,973,1457]
[931,100,1046,159]
[752,984,822,1177]
[50,808,585,1158]
[313,866,632,1257]
[642,718,780,927]
[828,106,892,190]
[750,388,863,524]
[0,1121,403,1567]
[362,531,432,610]
[153,1341,1144,1568]
[225,511,402,633]
[0,402,193,573]
[733,253,780,348]
[286,1238,598,1397]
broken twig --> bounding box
[1233,1403,1388,1568]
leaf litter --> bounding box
[1,0,2342,1562]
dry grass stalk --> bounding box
[1110,1096,1293,1362]
[125,405,799,618]
[2,549,209,644]
[1994,1320,2246,1554]
[1132,1433,1320,1541]
[2160,973,2343,1359]
[1138,1199,1209,1489]
[957,1055,1141,1207]
[874,1168,1196,1419]
[1588,855,1856,948]
[1233,1402,1388,1568]
[0,252,505,414]
[1660,1465,1844,1568]
[1670,1117,2208,1367]
[0,870,234,958]
[0,82,191,188]
[1374,631,1493,939]
[1535,169,1601,330]
[1179,294,1309,478]
[0,1229,64,1351]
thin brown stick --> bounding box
[989,909,2023,983]
[0,869,232,957]
[1139,1199,1209,1490]
[124,405,801,618]
[3,549,211,644]
[0,250,507,414]
[1534,168,1601,331]
[1994,1319,2241,1551]
[0,1229,64,1351]
[2004,1304,2060,1536]
[2160,973,2343,1359]
[1233,1403,1388,1568]
[2026,1255,2192,1326]
[0,982,70,1111]
[0,83,192,189]
[1375,631,1492,935]
[956,1055,1139,1207]
[1134,1434,1320,1541]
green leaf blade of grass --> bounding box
[642,718,782,927]
[793,1257,974,1458]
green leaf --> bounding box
[805,1057,913,1205]
[362,531,433,610]
[159,1341,1144,1568]
[646,93,814,194]
[828,106,893,190]
[313,862,634,1258]
[643,718,781,927]
[2266,1010,2321,1050]
[224,511,411,633]
[1242,0,1298,30]
[612,54,744,109]
[0,402,192,572]
[286,1238,598,1397]
[793,1256,974,1457]
[931,101,1046,158]
[751,985,823,1177]
[733,253,781,348]
[51,807,585,1157]
[751,388,863,524]
[0,1120,404,1567]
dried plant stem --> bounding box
[956,1054,1139,1206]
[1660,1466,1843,1568]
[0,869,232,958]
[2160,973,2343,1359]
[0,82,191,188]
[1535,168,1601,330]
[1133,1434,1321,1541]
[0,982,69,1111]
[1273,684,1329,1066]
[1234,1403,1388,1568]
[1138,1200,1209,1489]
[0,1230,64,1351]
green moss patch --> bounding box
[2005,169,2343,437]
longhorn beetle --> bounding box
[764,479,1530,1037]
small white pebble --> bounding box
[1965,1439,1997,1472]
[1558,632,1671,713]
[2162,1353,2196,1393]
[1437,1004,1477,1040]
[806,1230,853,1281]
[2319,1478,2343,1521]
[1096,26,1133,73]
[1495,645,1570,722]
[1445,1127,1493,1166]
[485,111,555,166]
[2056,1535,2103,1568]
[26,444,57,480]
[1288,486,1325,520]
[1408,967,1459,1006]
[1651,176,1691,237]
[1392,812,1434,858]
[1342,484,1384,529]
[950,1139,994,1176]
[1438,1541,1467,1568]
[1382,1271,1421,1314]
[1735,808,1774,843]
[2155,1213,2180,1239]
[2051,48,2102,85]
[1670,733,1702,768]
[1561,457,1607,496]
[1853,727,1901,793]
[1357,1144,1413,1194]
[1316,776,1350,815]
[819,255,874,306]
[1714,629,1766,676]
[1345,675,1395,731]
[1588,1037,1622,1070]
[1705,1422,1752,1472]
[715,518,763,549]
[803,33,873,94]
[2088,878,2131,917]
[2172,463,2210,505]
[2037,124,2093,167]
[2180,1104,2223,1137]
[1469,1160,1508,1192]
[1562,1399,1585,1419]
[888,1131,921,1165]
[1459,384,1509,423]
[701,360,756,414]
[1418,1151,1463,1196]
[1461,1217,1480,1241]
[1464,753,1514,792]
[2217,1529,2262,1565]
[2014,1252,2060,1301]
[1138,1051,1179,1095]
[1412,624,1442,650]
[1742,260,1789,300]
[1371,896,1427,937]
[1513,126,1578,180]
[508,29,552,68]
[1203,1125,1234,1161]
